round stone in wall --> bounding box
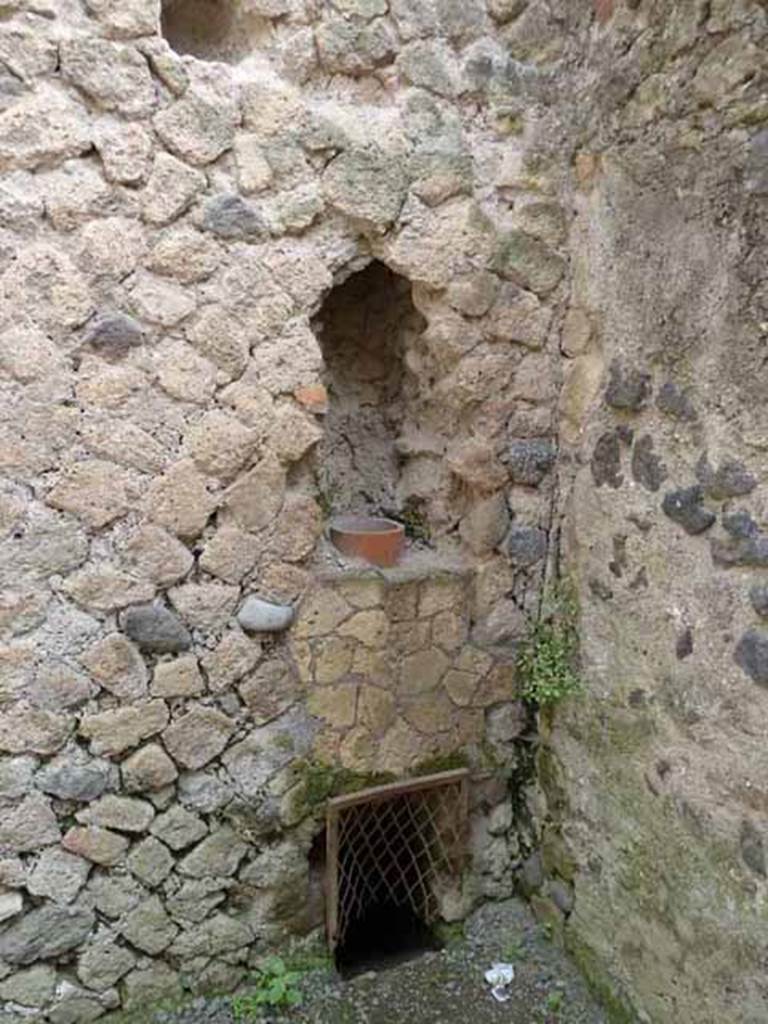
[237,597,294,633]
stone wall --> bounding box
[3,0,766,1020]
[531,3,768,1024]
[0,0,564,1018]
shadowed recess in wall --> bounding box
[312,261,425,517]
[327,771,468,976]
[161,0,272,63]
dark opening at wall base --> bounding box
[325,771,469,977]
[335,900,443,978]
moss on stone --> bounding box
[565,930,639,1024]
[412,750,469,777]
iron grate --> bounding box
[325,769,469,949]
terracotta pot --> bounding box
[329,515,405,568]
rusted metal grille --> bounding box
[325,769,469,950]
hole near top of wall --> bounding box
[161,0,272,64]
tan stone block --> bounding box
[307,684,358,729]
[312,636,356,684]
[432,610,468,653]
[338,609,388,648]
[75,356,146,410]
[269,494,322,563]
[199,524,259,584]
[399,648,450,695]
[383,580,420,622]
[223,454,286,533]
[234,134,274,194]
[269,403,323,464]
[473,663,517,706]
[459,493,510,557]
[339,725,375,773]
[80,634,148,700]
[162,707,235,770]
[454,708,484,746]
[0,705,70,755]
[419,578,467,617]
[154,338,218,405]
[145,460,218,541]
[201,630,262,693]
[472,559,516,619]
[121,525,193,588]
[259,562,311,603]
[559,352,604,445]
[389,619,431,655]
[47,459,138,529]
[358,685,396,736]
[146,225,222,285]
[403,692,454,734]
[294,588,351,639]
[219,381,274,435]
[288,639,312,685]
[350,645,389,680]
[185,305,249,382]
[63,826,128,866]
[238,658,300,726]
[169,582,239,632]
[560,307,593,357]
[63,565,154,612]
[184,411,258,483]
[122,743,178,792]
[443,669,478,708]
[79,700,169,757]
[81,419,168,476]
[454,646,495,677]
[445,439,508,492]
[151,655,204,698]
[335,577,384,610]
[375,718,421,774]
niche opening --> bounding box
[312,261,425,517]
[161,0,271,63]
[326,771,468,977]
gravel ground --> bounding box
[153,899,606,1024]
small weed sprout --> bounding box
[231,957,303,1021]
[517,583,582,707]
[545,989,565,1016]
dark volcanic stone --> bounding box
[604,360,652,411]
[740,820,766,877]
[676,627,693,660]
[505,438,556,486]
[749,584,768,619]
[734,628,768,687]
[696,454,757,500]
[202,193,267,240]
[661,485,715,535]
[83,312,143,358]
[631,435,667,493]
[122,603,192,654]
[711,514,768,568]
[656,381,697,422]
[505,525,547,567]
[591,431,622,489]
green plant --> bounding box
[546,990,565,1013]
[517,583,582,707]
[501,937,526,961]
[398,498,431,544]
[231,957,303,1021]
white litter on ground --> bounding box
[484,962,516,1002]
